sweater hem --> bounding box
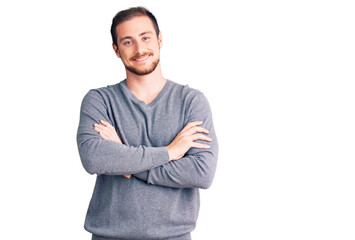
[92,232,191,240]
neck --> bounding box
[125,63,167,104]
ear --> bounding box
[158,31,163,48]
[112,43,121,58]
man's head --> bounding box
[111,7,162,76]
[111,7,160,47]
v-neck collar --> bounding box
[121,79,172,108]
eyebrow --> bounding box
[119,31,153,43]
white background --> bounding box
[1,0,354,239]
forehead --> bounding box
[116,15,155,38]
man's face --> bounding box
[113,16,162,76]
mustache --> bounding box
[130,51,154,61]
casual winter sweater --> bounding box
[77,79,218,240]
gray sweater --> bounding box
[77,79,218,240]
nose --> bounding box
[134,41,144,55]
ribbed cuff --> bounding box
[133,171,149,181]
[149,146,170,168]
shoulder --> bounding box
[168,80,205,102]
[83,80,124,102]
[168,80,211,116]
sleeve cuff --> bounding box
[134,147,169,183]
[149,146,170,168]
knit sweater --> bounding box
[77,79,218,239]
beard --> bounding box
[124,51,160,76]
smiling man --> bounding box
[77,7,218,240]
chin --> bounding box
[126,59,160,76]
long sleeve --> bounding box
[77,90,170,175]
[134,93,218,189]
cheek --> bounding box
[120,51,133,61]
[151,44,161,55]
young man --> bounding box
[77,7,218,240]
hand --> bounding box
[94,120,131,179]
[94,120,122,144]
[165,121,212,161]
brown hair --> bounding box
[110,7,160,47]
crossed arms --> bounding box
[77,90,218,189]
[95,120,211,179]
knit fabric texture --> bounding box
[77,79,218,239]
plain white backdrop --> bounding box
[1,0,354,239]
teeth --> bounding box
[135,55,150,61]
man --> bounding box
[77,6,218,240]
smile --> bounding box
[133,54,151,62]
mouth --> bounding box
[133,54,152,62]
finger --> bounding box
[100,129,123,143]
[96,126,110,135]
[95,123,114,134]
[94,123,106,131]
[100,120,109,125]
[100,129,116,140]
[100,120,114,129]
[94,126,110,136]
[192,133,212,142]
[181,121,203,133]
[123,175,132,179]
[94,125,102,133]
[185,126,209,135]
[191,142,211,149]
[99,131,111,140]
[95,124,122,143]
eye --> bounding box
[123,40,133,46]
[142,36,150,41]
